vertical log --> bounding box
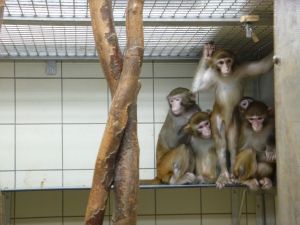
[113,1,144,225]
[89,0,123,95]
[85,0,144,224]
[274,0,300,224]
[113,104,140,225]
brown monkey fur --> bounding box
[184,111,219,183]
[192,42,273,188]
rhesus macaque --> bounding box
[156,87,200,184]
[184,111,219,183]
[234,100,276,190]
[192,42,273,188]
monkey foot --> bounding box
[243,179,259,191]
[259,177,272,190]
[170,172,196,185]
[216,172,232,189]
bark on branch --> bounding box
[85,0,144,225]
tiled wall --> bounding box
[0,60,257,190]
[8,188,257,225]
[0,60,263,225]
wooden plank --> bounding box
[256,194,265,225]
[274,0,300,225]
[264,193,276,225]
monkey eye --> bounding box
[257,116,264,121]
[218,61,224,65]
[226,59,233,64]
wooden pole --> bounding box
[274,0,300,224]
[113,1,144,224]
[85,0,144,224]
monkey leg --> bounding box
[211,114,231,188]
[256,162,273,178]
[197,154,218,183]
[157,145,195,184]
[233,148,257,181]
[227,116,239,174]
[170,147,196,185]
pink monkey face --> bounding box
[168,95,183,116]
[216,57,233,75]
[197,120,211,139]
[247,116,264,132]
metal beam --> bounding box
[2,16,273,27]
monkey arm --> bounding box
[192,59,216,92]
[240,53,274,77]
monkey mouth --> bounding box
[252,125,262,132]
[201,130,211,139]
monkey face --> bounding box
[196,120,211,139]
[168,95,184,116]
[247,115,265,132]
[216,57,233,76]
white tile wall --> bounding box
[16,171,62,189]
[138,124,155,169]
[0,79,15,123]
[62,62,104,78]
[154,62,197,78]
[63,79,108,123]
[137,79,154,123]
[0,62,14,77]
[0,125,14,170]
[15,62,62,78]
[0,60,273,225]
[63,124,104,169]
[16,79,62,123]
[0,171,15,189]
[63,170,93,188]
[16,125,62,170]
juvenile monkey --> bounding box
[184,111,219,183]
[192,42,273,188]
[234,100,276,190]
[155,87,200,184]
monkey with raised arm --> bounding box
[192,42,273,188]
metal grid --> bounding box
[0,0,274,60]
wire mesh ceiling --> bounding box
[0,0,274,60]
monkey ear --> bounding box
[189,92,196,102]
[205,109,212,115]
[268,107,275,117]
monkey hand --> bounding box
[203,42,216,61]
[265,151,276,162]
[216,171,232,189]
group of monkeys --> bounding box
[151,42,275,190]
